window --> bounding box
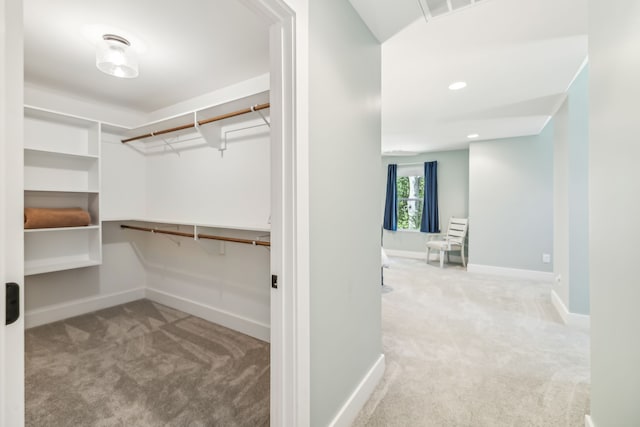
[397,175,424,230]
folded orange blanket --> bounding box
[24,207,91,229]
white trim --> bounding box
[384,249,426,260]
[328,354,385,427]
[551,289,591,330]
[25,288,145,328]
[145,288,270,342]
[238,2,306,425]
[585,414,595,427]
[467,263,554,281]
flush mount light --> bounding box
[96,34,138,78]
[467,133,480,139]
[448,81,467,91]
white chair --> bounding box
[426,217,469,268]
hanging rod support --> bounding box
[121,103,270,144]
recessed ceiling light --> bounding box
[467,133,480,139]
[448,81,467,91]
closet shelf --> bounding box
[24,189,100,194]
[121,103,270,144]
[102,218,270,233]
[120,224,271,247]
[25,257,101,276]
[24,225,100,233]
[24,148,99,161]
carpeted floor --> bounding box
[354,257,590,427]
[25,299,269,427]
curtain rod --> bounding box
[120,224,271,247]
[393,162,426,167]
[121,103,270,144]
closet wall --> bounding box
[24,78,272,341]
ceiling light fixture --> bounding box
[96,34,138,78]
[448,81,467,91]
[467,133,480,139]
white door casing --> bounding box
[242,0,311,425]
[1,0,25,426]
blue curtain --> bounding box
[383,164,397,231]
[421,161,439,233]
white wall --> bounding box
[382,149,469,255]
[553,65,589,315]
[144,121,271,228]
[589,1,640,425]
[101,132,146,220]
[468,124,554,273]
[308,0,382,425]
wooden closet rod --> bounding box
[120,224,271,247]
[121,102,271,144]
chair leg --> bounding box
[440,250,444,268]
[461,245,466,267]
[426,247,430,264]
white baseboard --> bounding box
[551,290,590,330]
[585,414,595,427]
[467,263,554,282]
[328,353,385,427]
[25,288,146,328]
[145,288,270,343]
[384,249,426,260]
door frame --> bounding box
[0,0,25,426]
[243,1,311,425]
[1,0,309,426]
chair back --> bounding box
[446,217,468,245]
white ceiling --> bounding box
[352,0,588,153]
[24,0,270,114]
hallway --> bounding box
[355,258,590,426]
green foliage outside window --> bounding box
[397,176,424,230]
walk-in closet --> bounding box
[22,1,274,424]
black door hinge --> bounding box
[271,274,278,289]
[5,282,19,325]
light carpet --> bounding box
[354,258,590,427]
[25,299,269,426]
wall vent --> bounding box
[418,0,487,22]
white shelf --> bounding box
[25,257,102,276]
[24,225,100,233]
[24,147,99,161]
[24,189,99,194]
[23,105,102,276]
[102,217,271,233]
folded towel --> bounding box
[24,207,91,229]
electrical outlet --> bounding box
[542,253,551,264]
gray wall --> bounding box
[553,66,589,314]
[308,1,382,425]
[589,1,640,425]
[381,150,469,254]
[468,125,554,272]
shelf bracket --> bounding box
[159,135,180,157]
[194,112,225,152]
[252,105,271,128]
